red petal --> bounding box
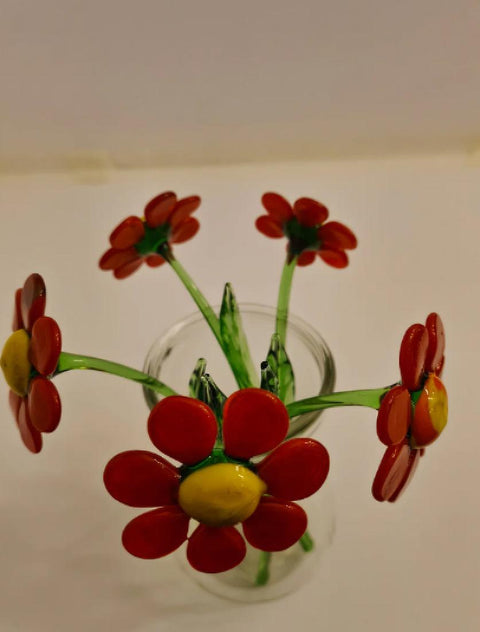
[17,400,42,453]
[186,525,246,573]
[376,385,411,446]
[372,441,414,502]
[145,254,166,268]
[27,377,61,433]
[388,448,421,502]
[170,217,200,244]
[122,507,189,559]
[99,247,139,271]
[293,198,329,226]
[257,438,329,500]
[255,215,285,238]
[148,396,218,465]
[113,258,143,279]
[261,193,294,222]
[318,249,349,268]
[12,289,24,331]
[425,313,445,374]
[436,355,445,378]
[169,196,201,228]
[296,251,316,266]
[21,273,46,332]
[9,390,22,419]
[109,216,145,249]
[104,450,180,507]
[399,323,429,391]
[223,389,289,459]
[29,316,62,376]
[242,497,307,551]
[319,221,357,250]
[144,191,177,228]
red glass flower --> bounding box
[1,274,62,453]
[99,191,201,279]
[104,388,330,573]
[255,192,357,268]
[372,313,447,502]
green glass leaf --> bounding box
[266,333,295,404]
[189,357,207,398]
[197,374,227,440]
[260,360,279,396]
[219,283,258,388]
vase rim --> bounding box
[158,302,333,355]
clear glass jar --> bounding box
[143,305,336,601]
[143,304,335,437]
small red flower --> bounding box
[372,313,447,502]
[104,388,330,574]
[255,192,357,268]
[99,191,201,279]
[1,274,62,453]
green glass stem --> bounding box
[56,352,177,397]
[275,256,297,347]
[165,252,223,344]
[255,531,314,586]
[286,386,391,417]
[299,531,314,552]
[164,249,255,388]
[255,551,272,586]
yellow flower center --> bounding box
[411,374,448,448]
[1,329,32,397]
[178,463,266,527]
[425,374,448,434]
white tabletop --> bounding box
[0,154,478,631]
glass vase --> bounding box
[143,305,336,601]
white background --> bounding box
[0,154,479,630]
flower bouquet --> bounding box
[1,190,448,595]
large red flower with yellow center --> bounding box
[1,274,62,453]
[255,192,357,268]
[104,388,330,573]
[372,313,447,502]
[99,191,201,279]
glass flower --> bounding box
[99,191,201,279]
[104,388,330,573]
[1,274,62,453]
[255,192,357,268]
[372,313,447,502]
